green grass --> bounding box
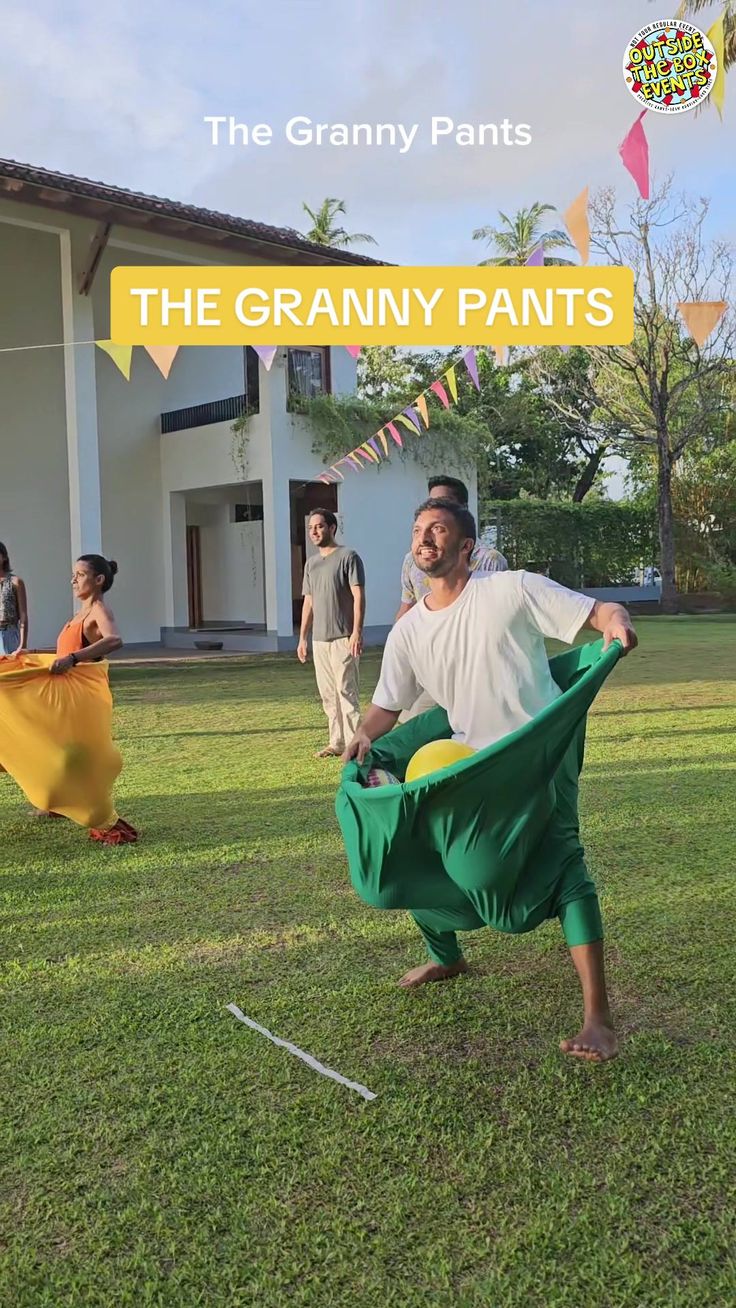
[1,616,735,1307]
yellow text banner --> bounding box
[110,265,634,347]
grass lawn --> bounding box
[1,616,735,1307]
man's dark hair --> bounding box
[309,508,337,532]
[427,475,469,506]
[414,496,476,545]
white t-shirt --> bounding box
[373,571,595,750]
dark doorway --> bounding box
[186,525,203,628]
[290,481,339,626]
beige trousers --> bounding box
[398,687,438,724]
[313,638,361,750]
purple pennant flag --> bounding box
[368,436,382,457]
[525,245,545,267]
[403,406,421,432]
[559,345,571,354]
[253,345,278,371]
[462,347,480,389]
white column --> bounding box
[162,490,189,628]
[59,229,102,559]
[260,352,296,638]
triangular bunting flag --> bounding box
[525,245,545,267]
[707,13,725,118]
[368,436,383,458]
[344,346,361,358]
[619,111,649,199]
[345,454,363,469]
[360,443,380,464]
[445,366,458,403]
[403,406,422,432]
[386,422,403,448]
[563,187,590,265]
[430,379,450,409]
[144,344,180,380]
[462,347,480,390]
[677,301,728,348]
[95,340,134,380]
[415,394,430,428]
[396,413,420,434]
[253,346,278,371]
[377,428,389,456]
[330,464,345,481]
[317,475,332,484]
[493,346,508,366]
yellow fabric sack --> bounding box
[0,654,121,828]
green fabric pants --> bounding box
[336,639,620,964]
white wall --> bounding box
[0,216,72,648]
[200,518,265,624]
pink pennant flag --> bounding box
[344,346,361,359]
[253,345,278,371]
[386,422,403,448]
[525,245,545,267]
[619,111,649,200]
[415,394,430,428]
[462,347,480,389]
[430,379,450,409]
[403,407,422,433]
[356,446,375,464]
[144,344,180,379]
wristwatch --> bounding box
[69,652,79,666]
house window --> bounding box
[243,346,261,414]
[287,347,331,401]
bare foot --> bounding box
[560,1020,618,1063]
[398,958,469,988]
[315,746,342,759]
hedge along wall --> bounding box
[481,500,658,589]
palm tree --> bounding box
[301,198,377,249]
[675,1,735,73]
[472,202,574,266]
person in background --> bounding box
[0,541,28,657]
[395,477,507,719]
[50,554,137,844]
[298,510,365,759]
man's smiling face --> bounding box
[411,507,471,577]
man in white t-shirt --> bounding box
[344,497,637,1062]
[395,474,507,721]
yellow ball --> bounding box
[405,739,475,782]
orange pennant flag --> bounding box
[144,344,180,379]
[377,428,389,456]
[415,394,430,429]
[493,345,509,366]
[95,340,133,380]
[677,301,728,349]
[445,366,458,403]
[563,187,590,265]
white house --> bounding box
[0,159,476,651]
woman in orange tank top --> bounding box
[50,554,137,845]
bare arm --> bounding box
[15,577,28,651]
[50,604,123,674]
[343,703,400,765]
[297,594,313,663]
[584,601,637,654]
[349,584,365,658]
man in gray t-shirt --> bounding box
[298,509,366,758]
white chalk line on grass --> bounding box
[226,1004,377,1101]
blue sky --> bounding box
[1,0,733,264]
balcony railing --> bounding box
[161,393,248,434]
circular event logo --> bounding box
[623,20,717,112]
